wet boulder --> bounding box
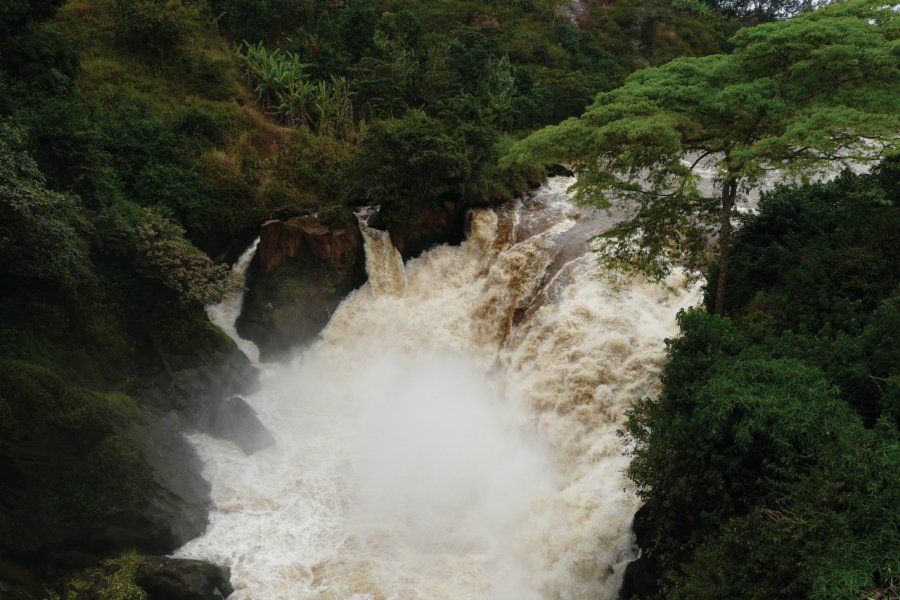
[136,557,233,600]
[237,214,366,361]
[202,396,275,455]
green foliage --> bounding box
[0,0,65,37]
[0,360,106,439]
[217,0,276,44]
[505,0,899,310]
[238,41,358,137]
[348,55,414,120]
[348,110,468,225]
[709,169,900,332]
[0,118,84,283]
[626,169,900,599]
[289,126,354,205]
[112,0,198,56]
[50,551,150,600]
[708,167,900,422]
[192,52,236,100]
[132,208,241,306]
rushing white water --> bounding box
[206,238,262,366]
[181,178,700,599]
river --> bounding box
[179,176,700,599]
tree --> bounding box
[624,305,900,599]
[0,0,65,37]
[132,208,240,306]
[348,110,468,226]
[0,119,83,283]
[503,0,899,313]
[695,0,817,24]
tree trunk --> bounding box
[713,179,737,315]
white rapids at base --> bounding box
[178,177,701,599]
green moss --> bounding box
[55,435,153,521]
[154,307,233,359]
[47,550,149,600]
[0,360,107,439]
[101,391,142,420]
[0,362,153,553]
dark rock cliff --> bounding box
[237,214,366,361]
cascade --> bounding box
[182,177,700,599]
[206,237,262,366]
[356,212,407,296]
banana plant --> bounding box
[314,76,355,140]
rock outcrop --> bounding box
[618,505,660,599]
[373,199,468,260]
[237,215,366,360]
[136,557,233,600]
[0,361,213,598]
[108,411,212,553]
[131,332,261,441]
[197,395,275,455]
[257,216,362,274]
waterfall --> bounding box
[206,237,262,366]
[357,214,407,296]
[179,177,700,599]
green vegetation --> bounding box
[0,0,738,383]
[624,164,900,599]
[47,551,150,600]
[4,0,895,597]
[0,361,153,554]
[505,0,899,313]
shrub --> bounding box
[112,0,196,56]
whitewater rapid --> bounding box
[179,177,701,599]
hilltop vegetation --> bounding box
[1,0,737,380]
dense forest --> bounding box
[623,165,900,599]
[0,0,897,597]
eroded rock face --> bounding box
[257,216,362,274]
[0,362,212,562]
[136,557,233,600]
[109,411,212,553]
[374,199,467,260]
[132,334,261,444]
[237,215,366,361]
[618,505,659,599]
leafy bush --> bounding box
[193,52,236,100]
[348,109,468,224]
[626,167,900,599]
[0,118,84,283]
[0,0,65,37]
[112,0,197,56]
[132,208,240,306]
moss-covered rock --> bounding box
[0,361,209,571]
[47,550,150,600]
[136,556,233,600]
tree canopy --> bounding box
[504,0,899,313]
[623,167,900,599]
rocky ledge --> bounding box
[136,557,234,600]
[237,214,366,361]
